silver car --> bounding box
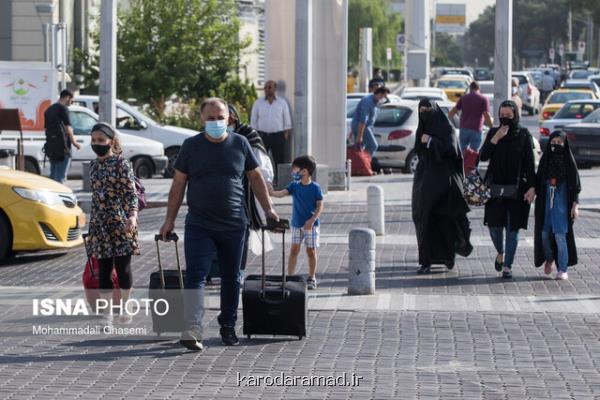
[539,99,600,148]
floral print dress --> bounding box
[88,155,139,259]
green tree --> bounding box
[348,0,403,71]
[76,0,253,119]
[432,33,463,67]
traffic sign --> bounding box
[578,41,586,54]
[386,47,392,61]
[396,34,405,53]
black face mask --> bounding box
[92,144,111,157]
[550,144,565,154]
[499,117,514,127]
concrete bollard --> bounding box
[348,228,376,295]
[82,161,91,192]
[367,185,385,235]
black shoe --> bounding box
[494,258,504,272]
[417,265,431,274]
[502,268,513,279]
[220,327,240,346]
[446,261,455,270]
[179,339,204,352]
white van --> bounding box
[73,95,197,177]
[0,105,167,179]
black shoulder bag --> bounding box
[489,131,527,200]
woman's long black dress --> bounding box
[411,100,473,267]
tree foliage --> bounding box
[348,0,403,70]
[75,0,255,120]
[432,33,463,67]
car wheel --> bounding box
[133,157,154,179]
[24,158,40,175]
[403,151,419,174]
[0,213,12,260]
[163,147,180,178]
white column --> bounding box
[493,0,513,117]
[358,27,372,92]
[98,0,116,125]
[294,0,312,157]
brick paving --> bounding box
[1,171,600,399]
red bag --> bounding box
[347,145,374,176]
[463,148,479,175]
[82,235,121,308]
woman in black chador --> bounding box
[411,99,473,274]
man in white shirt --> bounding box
[541,70,555,104]
[250,80,292,183]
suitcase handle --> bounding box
[154,232,184,290]
[260,219,289,299]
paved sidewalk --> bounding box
[2,171,600,399]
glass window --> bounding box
[583,109,600,123]
[116,107,141,130]
[437,80,467,89]
[346,98,361,118]
[548,92,593,104]
[374,107,411,127]
[69,111,97,135]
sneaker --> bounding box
[307,278,317,290]
[220,326,239,346]
[502,267,513,279]
[180,329,204,352]
[544,261,554,276]
[556,271,569,280]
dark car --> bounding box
[562,108,600,166]
[474,68,492,81]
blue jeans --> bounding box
[459,128,483,152]
[541,231,568,272]
[353,126,378,156]
[183,224,246,333]
[488,213,520,268]
[49,156,71,183]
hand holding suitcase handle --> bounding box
[155,232,179,242]
[264,218,290,233]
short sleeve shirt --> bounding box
[174,132,260,230]
[456,92,489,131]
[351,95,378,132]
[286,181,324,228]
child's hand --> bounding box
[303,219,314,231]
[571,203,579,220]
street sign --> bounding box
[396,34,405,53]
[559,43,564,57]
[386,47,392,61]
[549,48,555,61]
[578,41,586,54]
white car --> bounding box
[400,87,449,102]
[512,71,541,115]
[73,95,198,177]
[0,105,167,179]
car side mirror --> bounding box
[139,120,148,130]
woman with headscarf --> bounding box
[534,130,581,280]
[480,100,536,279]
[412,99,473,274]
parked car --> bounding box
[569,69,593,80]
[525,68,543,89]
[540,89,597,121]
[400,87,449,102]
[0,167,85,259]
[539,99,600,147]
[441,68,474,80]
[588,74,600,89]
[474,68,492,81]
[436,75,471,102]
[559,79,600,97]
[512,71,541,115]
[73,95,197,178]
[562,108,600,166]
[0,106,168,179]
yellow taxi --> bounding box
[0,167,85,259]
[435,75,472,102]
[540,89,598,121]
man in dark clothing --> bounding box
[449,81,493,152]
[411,99,473,275]
[44,89,80,182]
[159,97,278,352]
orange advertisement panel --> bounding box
[435,15,466,25]
[0,62,57,132]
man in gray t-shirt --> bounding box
[160,97,278,351]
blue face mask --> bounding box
[292,171,302,181]
[205,120,227,138]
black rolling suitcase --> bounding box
[242,219,307,340]
[148,233,185,335]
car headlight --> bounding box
[13,188,64,206]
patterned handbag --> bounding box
[463,169,491,206]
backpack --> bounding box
[43,120,70,162]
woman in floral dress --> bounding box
[87,122,139,325]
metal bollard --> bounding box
[367,185,385,235]
[346,158,352,190]
[348,228,376,295]
[82,161,91,192]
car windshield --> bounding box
[69,110,97,135]
[346,98,363,118]
[513,75,527,85]
[554,103,599,119]
[562,83,592,90]
[548,92,593,103]
[437,80,467,89]
[582,108,600,123]
[571,70,591,79]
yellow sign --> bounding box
[436,15,465,25]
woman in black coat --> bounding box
[479,100,536,279]
[411,99,473,274]
[534,130,580,280]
